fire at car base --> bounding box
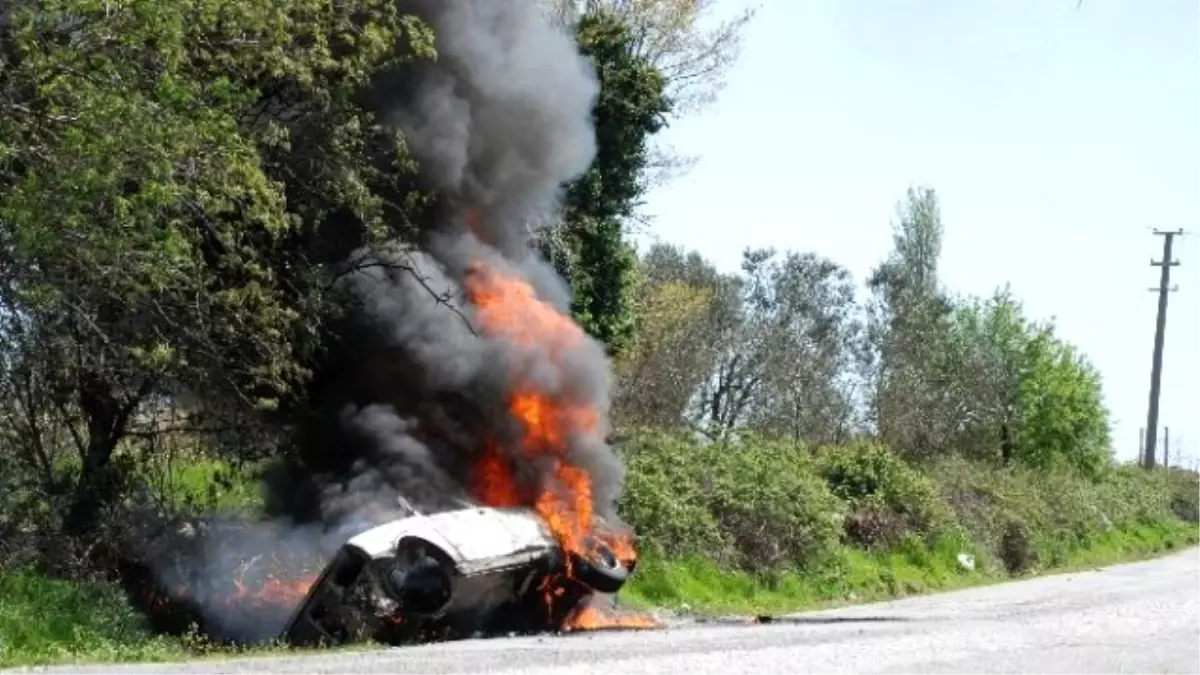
[268,258,669,644]
[278,497,661,648]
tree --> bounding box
[546,0,754,115]
[946,291,1111,475]
[942,288,1030,462]
[544,0,757,186]
[547,10,672,355]
[741,251,860,445]
[614,244,859,442]
[1015,327,1111,476]
[610,243,736,429]
[612,272,713,429]
[694,249,859,443]
[863,186,958,458]
[0,0,435,535]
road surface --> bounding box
[12,548,1200,674]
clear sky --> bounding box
[635,0,1199,466]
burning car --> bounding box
[281,496,636,646]
[127,0,669,646]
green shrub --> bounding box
[1094,467,1153,524]
[620,429,730,561]
[816,441,951,548]
[621,431,1193,582]
[619,430,845,573]
[704,436,845,572]
[1166,470,1199,523]
[998,519,1035,574]
[927,457,1197,573]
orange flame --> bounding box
[472,442,523,508]
[462,254,657,632]
[463,261,600,560]
[223,556,318,611]
[563,605,662,632]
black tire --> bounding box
[570,539,630,594]
[383,539,453,616]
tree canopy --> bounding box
[613,186,1113,475]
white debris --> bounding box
[957,553,977,572]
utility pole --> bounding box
[1143,229,1183,469]
[1163,427,1170,469]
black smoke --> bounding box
[275,0,625,528]
[149,0,628,644]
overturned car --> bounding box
[282,496,636,646]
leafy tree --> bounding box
[548,10,672,355]
[943,288,1030,461]
[862,187,1111,472]
[610,243,736,429]
[863,186,958,457]
[614,244,858,442]
[545,0,757,185]
[0,0,435,534]
[547,0,754,113]
[695,248,858,443]
[741,251,860,444]
[947,291,1111,475]
[1016,326,1111,475]
[638,241,735,292]
[613,265,714,428]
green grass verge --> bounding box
[621,519,1199,616]
[3,521,1193,668]
[0,572,187,667]
[0,571,350,669]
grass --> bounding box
[0,572,358,669]
[621,519,1199,617]
[163,458,263,513]
[0,572,187,667]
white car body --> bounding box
[341,504,557,576]
[281,497,625,646]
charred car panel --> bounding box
[281,499,632,646]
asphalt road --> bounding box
[14,548,1200,674]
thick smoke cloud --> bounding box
[287,0,626,530]
[385,0,600,263]
[154,0,628,643]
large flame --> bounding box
[464,260,599,560]
[463,257,658,632]
[147,551,318,641]
[563,605,662,632]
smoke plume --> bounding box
[154,0,627,643]
[288,0,623,524]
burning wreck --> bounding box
[132,0,660,648]
[282,496,639,647]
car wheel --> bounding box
[383,539,452,616]
[570,538,629,594]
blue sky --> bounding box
[634,0,1199,466]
